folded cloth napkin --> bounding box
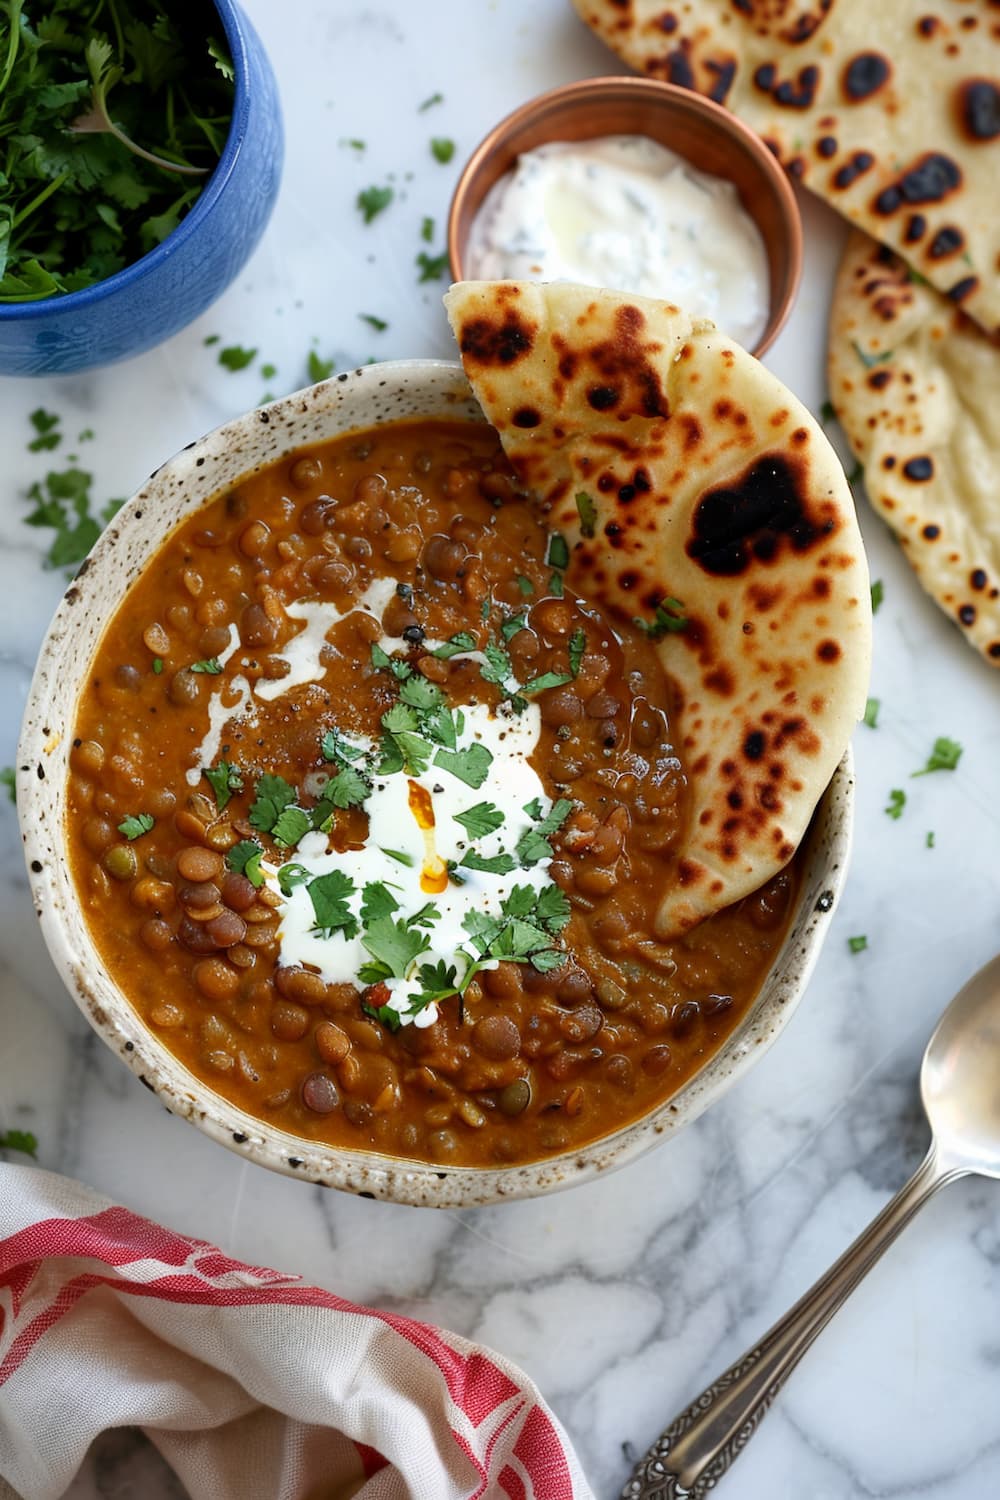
[0,1165,593,1500]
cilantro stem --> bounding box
[0,1,23,100]
[11,171,69,230]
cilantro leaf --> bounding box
[516,798,572,866]
[480,640,513,688]
[320,727,366,766]
[0,767,15,805]
[359,313,388,332]
[871,580,884,613]
[634,598,688,639]
[433,743,493,788]
[416,249,449,282]
[308,350,335,382]
[117,812,154,840]
[431,631,477,659]
[516,575,534,596]
[521,671,574,696]
[307,869,358,938]
[852,341,894,370]
[28,408,61,452]
[203,760,243,811]
[885,788,906,820]
[567,628,587,679]
[358,185,393,223]
[0,1129,37,1157]
[453,801,505,839]
[271,805,312,850]
[227,839,264,887]
[912,737,963,776]
[575,491,597,538]
[360,882,400,924]
[499,614,527,643]
[371,641,413,679]
[863,698,880,729]
[218,345,256,371]
[848,935,868,954]
[248,773,297,833]
[460,849,517,874]
[546,533,570,570]
[430,137,455,164]
[360,915,431,979]
[327,766,370,809]
[362,1001,401,1032]
[381,847,415,867]
[418,92,444,111]
[190,657,222,674]
[535,884,571,934]
[421,214,435,243]
[819,399,836,425]
[380,703,433,775]
[549,571,565,598]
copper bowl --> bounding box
[448,76,802,359]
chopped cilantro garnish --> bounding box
[152,657,164,675]
[308,350,335,382]
[500,614,527,643]
[480,640,513,688]
[117,812,154,840]
[575,491,597,538]
[871,579,884,613]
[852,341,894,370]
[218,345,257,372]
[357,184,394,223]
[320,727,366,766]
[863,698,880,729]
[248,772,297,833]
[433,743,493,788]
[203,760,243,812]
[190,657,222,674]
[371,642,413,679]
[326,766,370,809]
[885,788,906,820]
[430,137,455,164]
[549,571,565,598]
[307,869,358,939]
[847,935,868,954]
[379,705,433,775]
[926,831,935,848]
[362,1001,402,1032]
[0,1130,37,1157]
[516,574,534,596]
[634,598,687,639]
[360,882,400,924]
[0,767,15,804]
[416,249,450,282]
[460,849,517,874]
[341,137,366,151]
[819,399,836,425]
[516,797,572,866]
[359,313,388,332]
[568,628,586,678]
[381,847,415,867]
[521,671,574,696]
[546,533,570,570]
[418,91,444,111]
[912,737,963,776]
[28,409,61,452]
[431,631,477,659]
[276,863,310,896]
[227,839,265,887]
[271,805,312,850]
[846,460,864,487]
[453,801,505,839]
[359,914,431,981]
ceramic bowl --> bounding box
[0,0,283,377]
[448,76,802,359]
[17,360,852,1207]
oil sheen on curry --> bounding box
[67,419,799,1169]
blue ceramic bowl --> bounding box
[0,1,283,376]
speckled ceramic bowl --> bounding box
[17,361,854,1207]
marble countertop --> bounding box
[3,3,1000,1497]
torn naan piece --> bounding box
[445,280,871,937]
[572,0,1000,339]
[828,228,1000,667]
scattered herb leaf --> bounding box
[218,345,256,371]
[248,772,297,834]
[430,137,455,164]
[190,657,222,674]
[912,737,963,776]
[852,341,894,370]
[885,788,906,820]
[634,597,688,638]
[307,869,358,939]
[575,491,597,538]
[28,409,61,452]
[871,579,884,613]
[203,760,243,811]
[271,805,312,850]
[453,801,505,839]
[359,313,388,332]
[546,533,569,570]
[863,698,880,729]
[357,185,393,223]
[416,249,449,282]
[848,935,868,954]
[433,743,493,789]
[0,767,15,804]
[418,92,444,111]
[308,350,335,382]
[0,1129,37,1157]
[421,215,434,243]
[117,812,154,840]
[227,839,265,888]
[568,628,586,678]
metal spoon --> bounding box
[621,952,1000,1500]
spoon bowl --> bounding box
[922,952,1000,1178]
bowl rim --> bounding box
[0,0,252,323]
[446,73,803,359]
[16,358,853,1208]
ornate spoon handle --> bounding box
[621,1147,962,1499]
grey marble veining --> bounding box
[3,3,1000,1497]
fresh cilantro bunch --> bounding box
[0,1,234,301]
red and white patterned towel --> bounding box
[0,1166,593,1500]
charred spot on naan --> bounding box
[557,302,672,421]
[958,79,1000,142]
[457,287,538,371]
[686,454,837,578]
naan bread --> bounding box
[445,280,871,936]
[572,0,1000,338]
[828,228,1000,667]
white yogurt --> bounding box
[466,134,769,349]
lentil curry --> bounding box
[67,418,799,1169]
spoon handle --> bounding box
[621,1147,962,1499]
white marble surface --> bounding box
[2,3,1000,1497]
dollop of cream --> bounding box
[466,134,769,349]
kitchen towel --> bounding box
[0,1164,593,1500]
